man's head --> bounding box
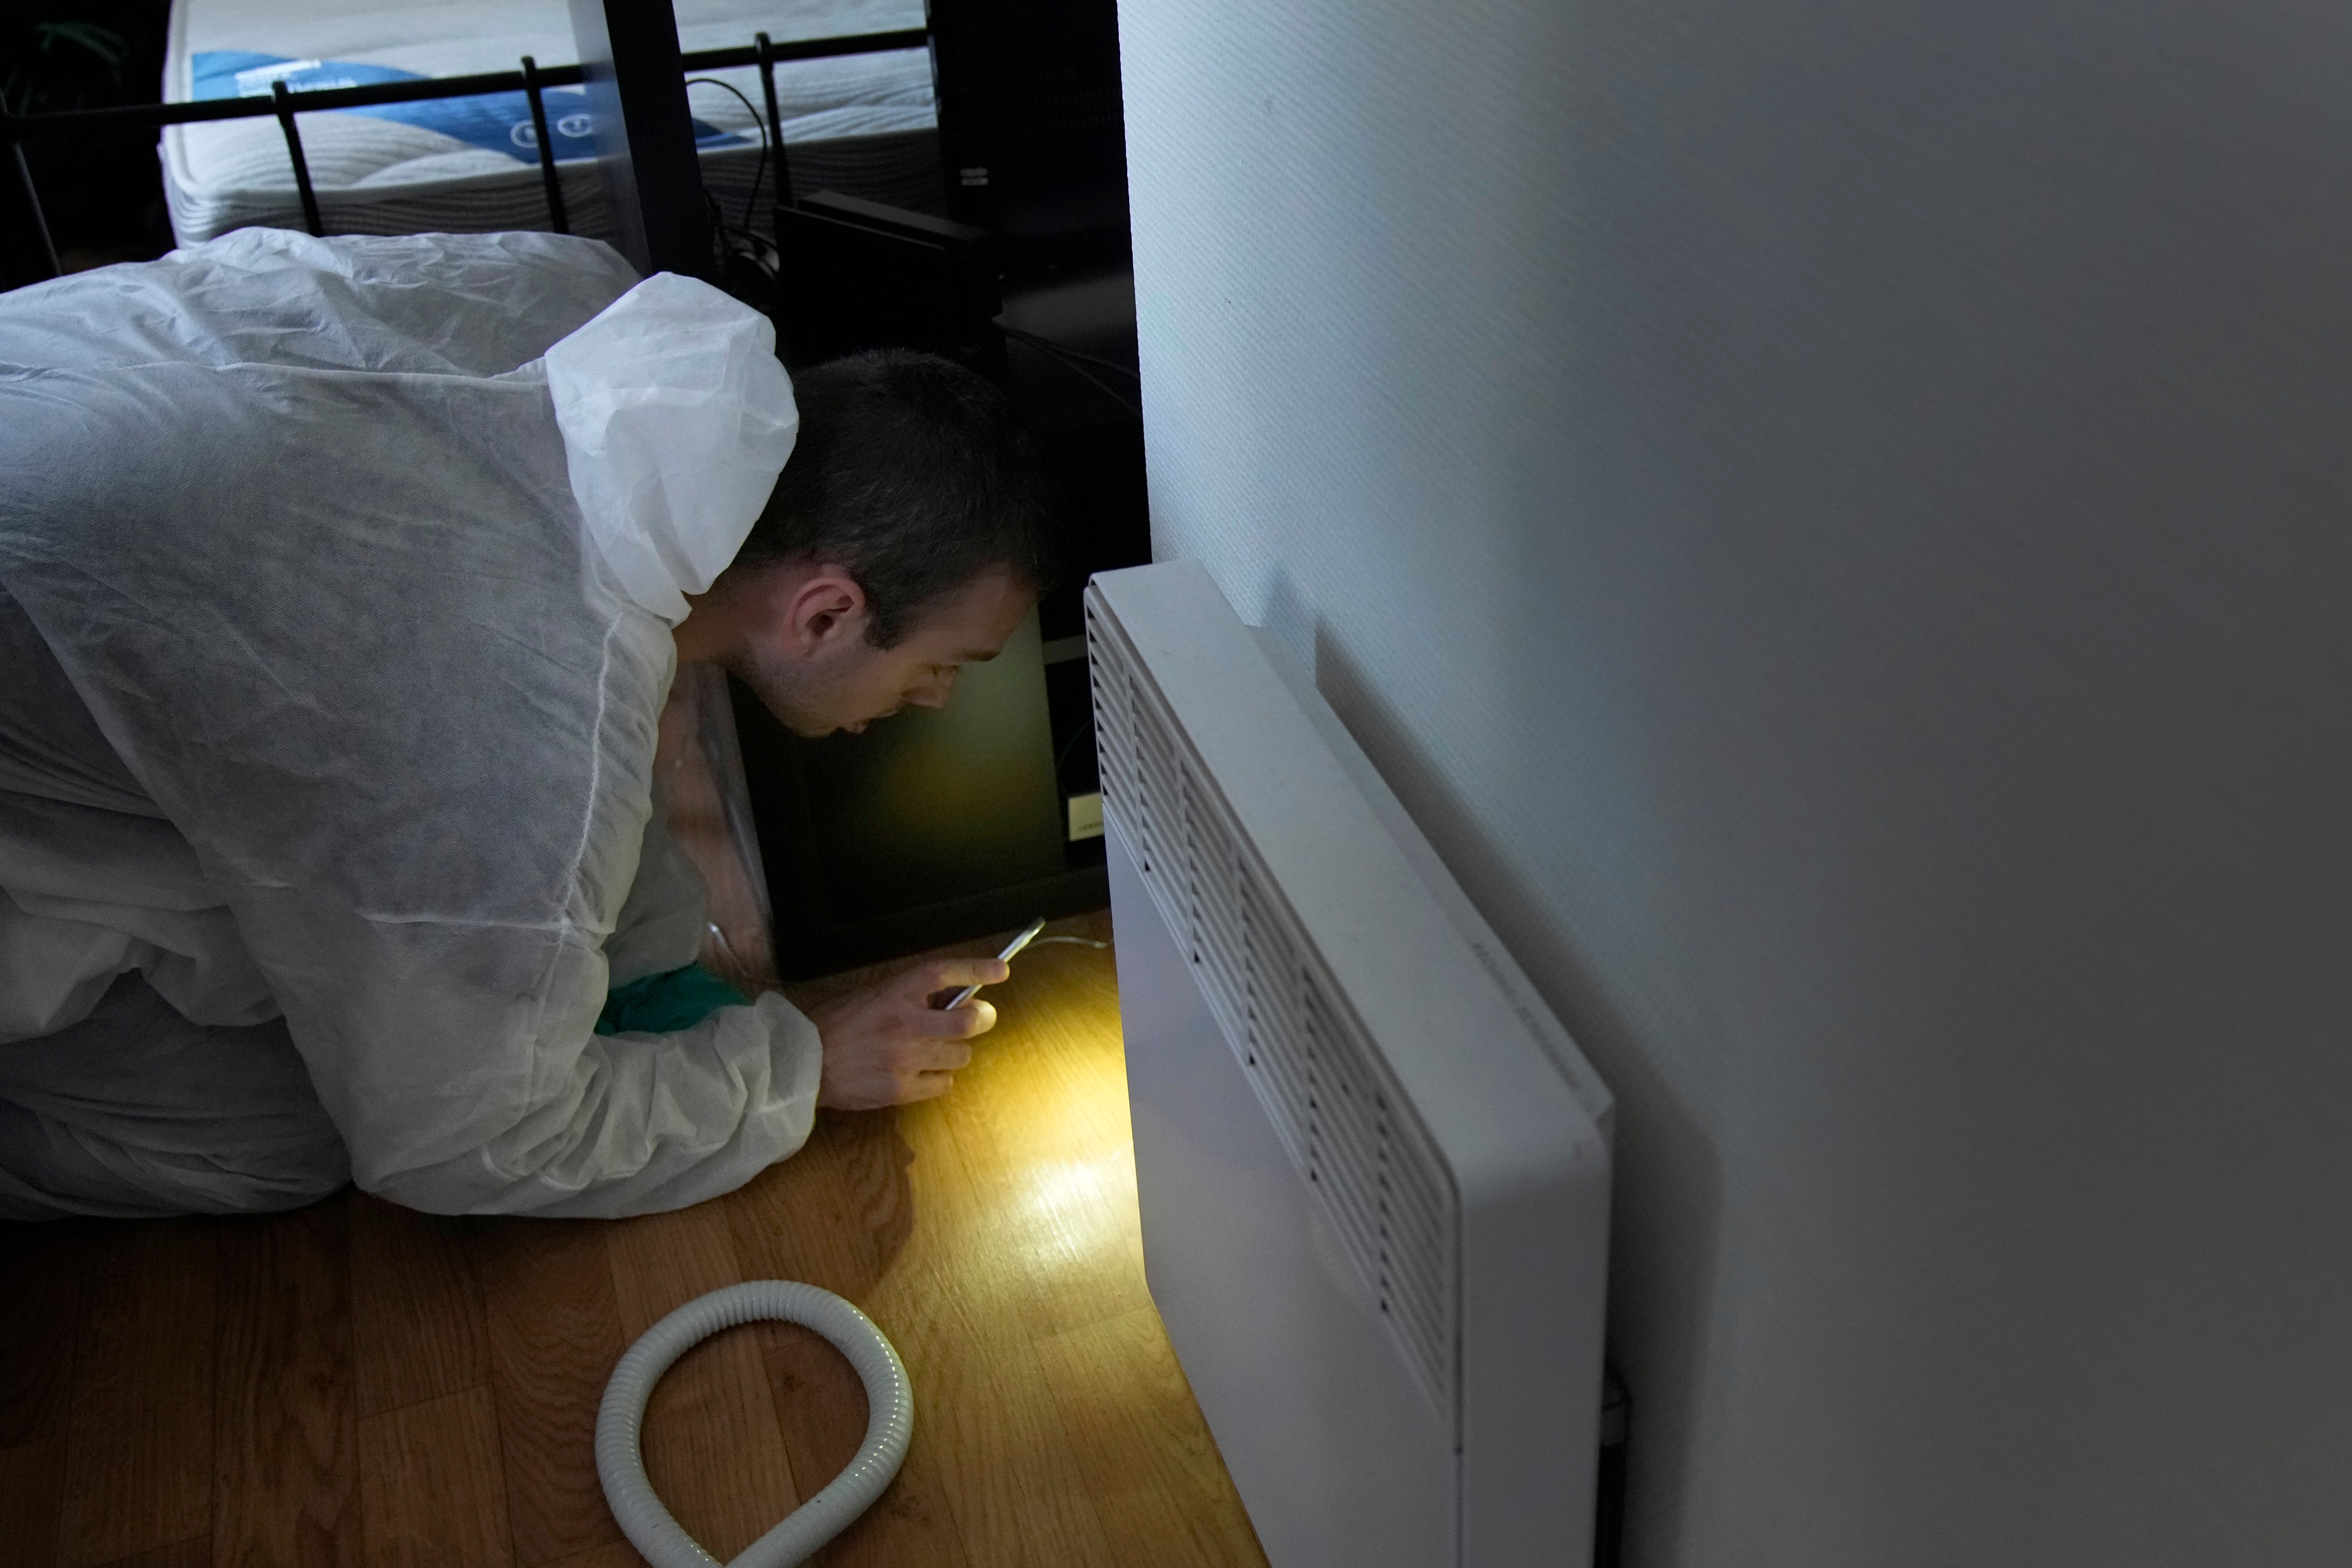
[679,349,1062,737]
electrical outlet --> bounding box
[1066,791,1104,842]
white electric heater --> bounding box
[1087,561,1615,1567]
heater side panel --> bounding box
[1112,815,1455,1568]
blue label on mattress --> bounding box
[192,52,744,163]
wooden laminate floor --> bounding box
[0,911,1269,1568]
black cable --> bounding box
[1001,327,1139,383]
[685,76,768,237]
[999,325,1142,419]
[704,187,781,295]
[688,80,781,300]
[1054,715,1096,781]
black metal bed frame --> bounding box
[0,24,928,289]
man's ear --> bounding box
[784,567,869,653]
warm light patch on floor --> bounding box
[0,911,1269,1568]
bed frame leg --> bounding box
[754,33,794,211]
[271,80,326,238]
[565,0,713,279]
[522,56,573,235]
[1,109,62,290]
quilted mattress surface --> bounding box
[163,0,940,244]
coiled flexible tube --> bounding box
[596,1280,914,1568]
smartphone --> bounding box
[939,916,1048,1010]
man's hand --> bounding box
[809,957,1012,1110]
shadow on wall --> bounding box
[1306,617,1729,1566]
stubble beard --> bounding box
[728,647,844,739]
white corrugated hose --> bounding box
[595,1280,914,1568]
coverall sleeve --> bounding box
[219,628,825,1219]
[604,806,715,987]
[238,883,826,1218]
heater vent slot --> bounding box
[1087,604,1457,1413]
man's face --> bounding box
[741,567,1035,738]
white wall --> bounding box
[1115,0,2352,1563]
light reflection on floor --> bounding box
[732,910,1268,1562]
[1017,1148,1141,1273]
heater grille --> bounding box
[1089,603,1457,1411]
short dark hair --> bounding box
[736,348,1063,646]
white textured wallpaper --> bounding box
[1117,0,2352,1562]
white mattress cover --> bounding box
[162,0,937,243]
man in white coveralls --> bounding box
[0,230,1062,1219]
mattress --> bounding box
[163,0,942,246]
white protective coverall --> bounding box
[0,228,826,1219]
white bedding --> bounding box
[163,0,941,245]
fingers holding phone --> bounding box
[811,952,1015,1110]
[936,917,1047,1011]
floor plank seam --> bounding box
[353,1376,500,1425]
